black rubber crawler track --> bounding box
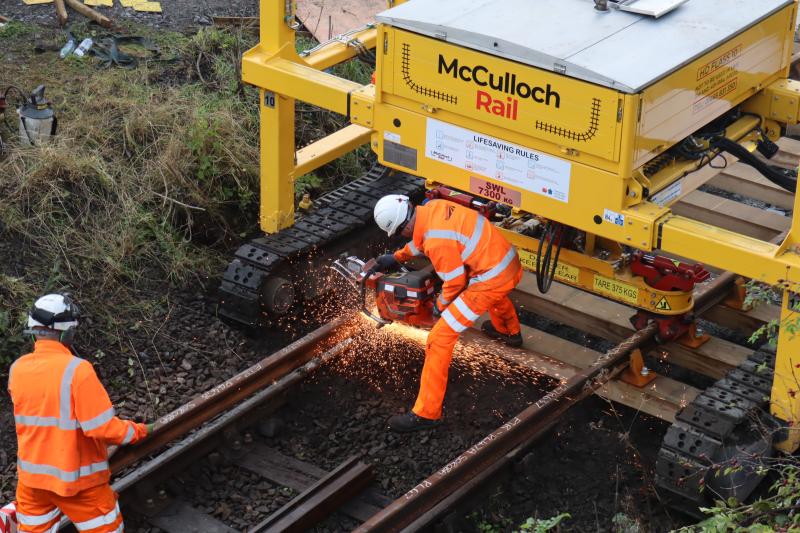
[655,347,781,515]
[217,165,425,327]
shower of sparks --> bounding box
[283,264,553,405]
[325,313,552,403]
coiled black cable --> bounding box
[712,136,797,192]
[536,222,567,294]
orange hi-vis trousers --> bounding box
[412,268,522,420]
[15,482,123,533]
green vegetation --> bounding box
[673,282,800,532]
[0,21,35,40]
[476,513,571,533]
[677,464,800,532]
[0,22,374,346]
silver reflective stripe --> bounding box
[423,229,469,245]
[470,248,517,285]
[16,507,61,526]
[441,309,468,332]
[74,503,120,531]
[59,358,82,423]
[407,241,422,257]
[437,265,465,282]
[453,297,479,323]
[461,215,485,261]
[14,415,79,430]
[18,459,109,482]
[121,424,135,445]
[80,407,116,431]
[114,521,125,533]
[437,295,451,307]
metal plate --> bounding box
[614,0,689,18]
[378,0,793,92]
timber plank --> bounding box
[296,0,383,42]
[149,501,237,533]
[708,164,794,209]
[464,325,698,422]
[511,274,751,379]
[672,190,789,240]
[702,301,780,333]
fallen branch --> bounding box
[0,15,9,23]
[54,0,68,26]
[63,0,112,28]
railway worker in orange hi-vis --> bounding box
[372,195,523,432]
[7,293,154,533]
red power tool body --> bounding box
[362,258,438,328]
[333,256,439,328]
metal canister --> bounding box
[18,85,57,146]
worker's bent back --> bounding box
[8,340,147,497]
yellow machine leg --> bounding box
[773,290,800,453]
[260,90,296,233]
[256,0,300,233]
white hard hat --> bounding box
[374,195,411,237]
[27,293,80,332]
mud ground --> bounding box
[1,1,257,30]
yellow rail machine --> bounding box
[222,0,800,511]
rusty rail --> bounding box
[356,266,739,532]
[252,456,373,533]
[111,315,356,473]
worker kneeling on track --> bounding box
[7,294,154,533]
[373,195,523,433]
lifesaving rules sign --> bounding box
[425,118,571,203]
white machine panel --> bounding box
[377,0,793,93]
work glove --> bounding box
[432,300,443,318]
[146,422,156,435]
[371,254,400,274]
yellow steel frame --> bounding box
[244,0,800,451]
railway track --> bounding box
[104,138,799,532]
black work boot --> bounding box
[481,321,523,348]
[388,411,441,433]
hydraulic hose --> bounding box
[536,222,566,294]
[712,136,797,193]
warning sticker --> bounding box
[518,249,579,284]
[693,45,741,115]
[655,297,672,311]
[593,275,639,305]
[425,118,572,202]
[651,179,683,207]
[470,176,521,207]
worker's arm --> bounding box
[426,244,467,309]
[72,361,149,445]
[394,239,423,263]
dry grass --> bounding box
[0,22,374,347]
[0,24,262,344]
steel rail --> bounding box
[251,456,373,533]
[356,267,739,532]
[113,337,355,495]
[111,315,356,473]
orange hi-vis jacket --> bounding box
[8,340,148,497]
[394,199,521,309]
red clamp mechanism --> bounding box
[425,186,496,219]
[630,253,710,343]
[631,253,710,292]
